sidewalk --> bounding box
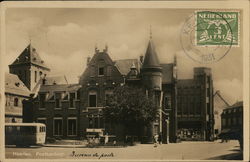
[45,140,88,148]
[45,139,127,148]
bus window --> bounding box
[39,126,46,132]
[20,126,36,134]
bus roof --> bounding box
[5,123,45,127]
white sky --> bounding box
[5,8,243,104]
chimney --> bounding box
[95,46,99,54]
[103,44,108,53]
[139,55,144,63]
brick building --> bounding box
[8,35,215,142]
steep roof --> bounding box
[142,39,161,69]
[39,84,81,93]
[44,76,68,85]
[231,101,243,108]
[213,91,230,113]
[9,44,50,70]
[114,59,141,75]
[161,63,174,84]
[5,73,30,97]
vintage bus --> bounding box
[5,123,46,147]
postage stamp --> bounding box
[196,11,239,46]
[0,1,249,162]
[180,10,240,64]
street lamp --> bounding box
[159,109,170,144]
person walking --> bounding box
[104,133,109,145]
[154,134,159,147]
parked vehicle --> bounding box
[5,123,46,147]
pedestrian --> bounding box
[154,134,159,147]
[104,133,109,145]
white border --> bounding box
[0,1,249,162]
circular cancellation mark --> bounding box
[180,11,238,64]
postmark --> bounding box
[180,10,240,63]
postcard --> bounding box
[0,1,249,162]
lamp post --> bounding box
[160,109,169,144]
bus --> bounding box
[5,123,46,147]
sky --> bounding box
[5,8,243,104]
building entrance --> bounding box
[178,121,203,141]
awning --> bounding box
[86,128,104,133]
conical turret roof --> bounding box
[142,39,161,69]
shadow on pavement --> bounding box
[206,152,243,160]
[5,145,43,149]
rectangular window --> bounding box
[55,93,61,109]
[189,103,194,115]
[196,103,201,115]
[54,118,63,136]
[164,96,171,110]
[67,117,77,136]
[69,92,76,108]
[183,104,188,115]
[98,67,104,76]
[89,94,97,107]
[177,103,181,115]
[39,93,46,109]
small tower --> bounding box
[9,43,50,91]
[141,29,162,142]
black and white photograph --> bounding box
[1,1,249,161]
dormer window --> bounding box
[55,92,62,109]
[98,67,104,76]
[14,98,19,107]
[15,82,20,87]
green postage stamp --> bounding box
[196,11,239,46]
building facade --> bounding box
[5,73,30,123]
[177,68,214,141]
[220,101,243,139]
[8,36,215,142]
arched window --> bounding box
[14,98,19,107]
